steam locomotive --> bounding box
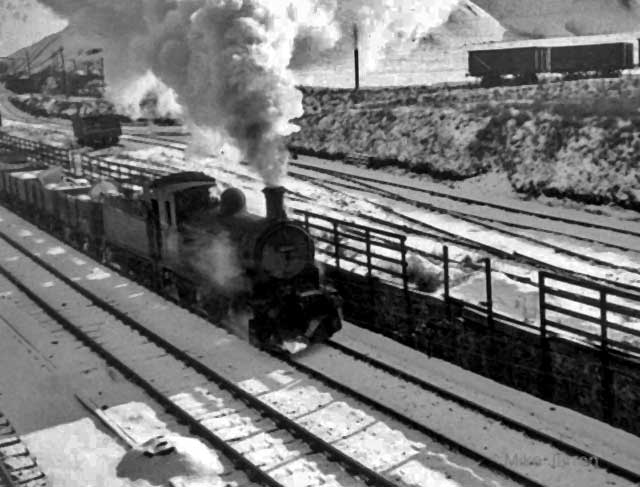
[0,154,342,352]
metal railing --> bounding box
[539,271,640,354]
[76,153,169,187]
[0,132,70,169]
[295,208,409,284]
[295,208,412,330]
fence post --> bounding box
[538,272,553,400]
[600,290,613,422]
[365,228,376,328]
[400,236,414,344]
[600,290,608,352]
[332,221,340,269]
[365,229,372,277]
[538,273,547,340]
[443,245,451,320]
[484,258,493,330]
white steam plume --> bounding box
[190,232,246,292]
[38,0,458,182]
[39,0,313,185]
[290,0,461,71]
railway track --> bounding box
[300,167,640,252]
[123,131,640,247]
[2,202,640,487]
[299,176,640,294]
[6,104,638,271]
[116,133,640,290]
[0,410,47,487]
[0,209,549,487]
[320,338,640,484]
[2,87,640,252]
[0,239,400,487]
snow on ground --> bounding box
[1,119,74,148]
[0,276,239,487]
[333,321,640,474]
[0,209,525,487]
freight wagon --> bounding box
[72,112,122,147]
[468,42,634,86]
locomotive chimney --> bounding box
[263,186,287,220]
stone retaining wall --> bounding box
[326,266,640,436]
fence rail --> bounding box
[294,208,409,283]
[539,271,640,354]
[76,153,169,187]
[0,132,69,169]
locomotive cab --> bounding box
[144,171,218,267]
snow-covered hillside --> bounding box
[474,0,640,38]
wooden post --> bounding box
[539,272,547,340]
[443,245,451,320]
[400,236,414,344]
[600,290,608,351]
[332,221,340,268]
[365,228,376,327]
[538,272,553,400]
[400,237,409,297]
[59,48,68,97]
[484,258,493,330]
[600,290,612,421]
[365,228,372,277]
[353,24,360,91]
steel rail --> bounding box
[0,227,401,487]
[325,339,640,485]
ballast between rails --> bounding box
[0,210,550,487]
[323,339,640,485]
[0,227,402,487]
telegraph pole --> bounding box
[353,24,360,91]
[58,47,68,96]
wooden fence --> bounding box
[295,208,409,283]
[539,272,640,354]
[0,132,69,169]
[441,246,640,357]
[74,153,169,187]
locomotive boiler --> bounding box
[178,184,342,350]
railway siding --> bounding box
[1,206,639,486]
[2,131,640,441]
[0,214,515,487]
